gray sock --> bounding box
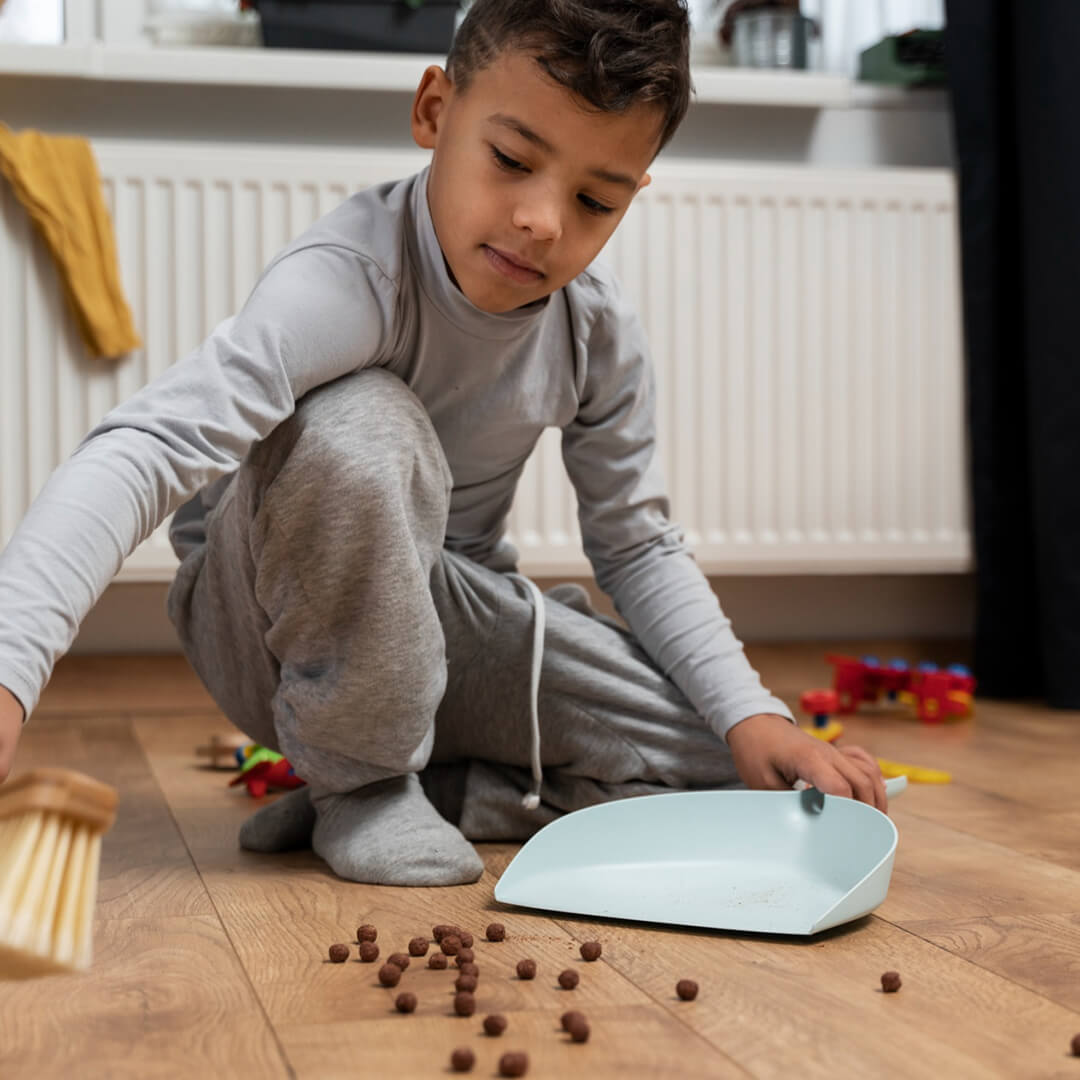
[238,786,317,852]
[311,773,484,886]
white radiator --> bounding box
[0,140,968,580]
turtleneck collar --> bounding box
[408,167,550,341]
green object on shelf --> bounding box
[858,29,946,86]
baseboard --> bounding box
[70,574,974,654]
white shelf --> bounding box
[0,42,856,106]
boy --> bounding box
[0,0,885,885]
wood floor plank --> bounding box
[279,1004,747,1079]
[0,915,290,1079]
[901,913,1080,1013]
[557,913,1080,1079]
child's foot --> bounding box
[311,773,484,886]
[238,787,316,852]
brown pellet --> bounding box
[394,991,417,1013]
[676,979,699,1001]
[433,924,454,942]
[1071,1033,1080,1057]
[560,1009,586,1032]
[558,969,580,990]
[580,940,602,962]
[441,935,462,956]
[377,963,402,987]
[458,961,479,977]
[483,1013,508,1036]
[428,952,448,970]
[516,958,537,980]
[498,1051,529,1077]
[387,952,410,970]
[450,1046,475,1072]
[407,936,429,957]
[567,1017,590,1043]
[455,973,478,993]
[455,947,475,966]
[458,930,474,949]
[880,970,902,993]
[357,924,378,943]
[327,943,350,963]
[486,922,506,942]
[453,991,476,1017]
[358,941,379,963]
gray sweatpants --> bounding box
[167,369,740,841]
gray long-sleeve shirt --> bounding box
[0,168,793,736]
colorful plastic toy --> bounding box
[228,745,305,798]
[799,689,844,742]
[826,654,975,723]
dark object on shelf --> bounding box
[250,0,459,54]
[859,29,946,86]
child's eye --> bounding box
[579,194,614,216]
[491,146,526,172]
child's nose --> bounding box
[512,189,562,242]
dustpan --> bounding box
[494,776,907,936]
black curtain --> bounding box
[945,1,1080,707]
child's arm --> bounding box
[0,242,396,738]
[563,273,885,809]
[0,684,23,782]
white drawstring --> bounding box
[509,573,545,810]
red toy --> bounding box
[825,654,975,724]
[228,756,305,798]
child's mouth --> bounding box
[483,245,544,285]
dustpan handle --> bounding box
[793,775,907,801]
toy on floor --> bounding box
[799,688,952,783]
[228,745,305,798]
[799,689,844,742]
[826,654,975,723]
[194,733,250,770]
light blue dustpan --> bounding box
[494,776,906,936]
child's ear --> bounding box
[637,173,653,193]
[411,66,453,150]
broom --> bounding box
[0,768,118,978]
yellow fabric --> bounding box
[0,125,140,359]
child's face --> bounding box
[412,49,661,314]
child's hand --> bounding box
[726,712,887,812]
[0,684,24,783]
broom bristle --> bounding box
[0,770,117,978]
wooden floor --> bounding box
[2,644,1079,1079]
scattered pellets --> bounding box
[433,924,454,942]
[486,922,506,942]
[880,971,902,993]
[408,936,429,957]
[561,1010,586,1032]
[1071,1033,1080,1057]
[456,947,476,966]
[357,924,378,943]
[441,935,463,956]
[567,1017,590,1044]
[676,979,699,1001]
[387,952,411,971]
[358,942,379,963]
[483,1013,508,1036]
[498,1051,529,1077]
[558,969,580,990]
[580,941,602,962]
[378,963,402,988]
[453,991,477,1017]
[394,991,418,1014]
[328,943,350,963]
[450,1046,476,1073]
[428,952,449,970]
[458,961,479,977]
[458,931,474,949]
[455,973,478,993]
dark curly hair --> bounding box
[447,0,692,153]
